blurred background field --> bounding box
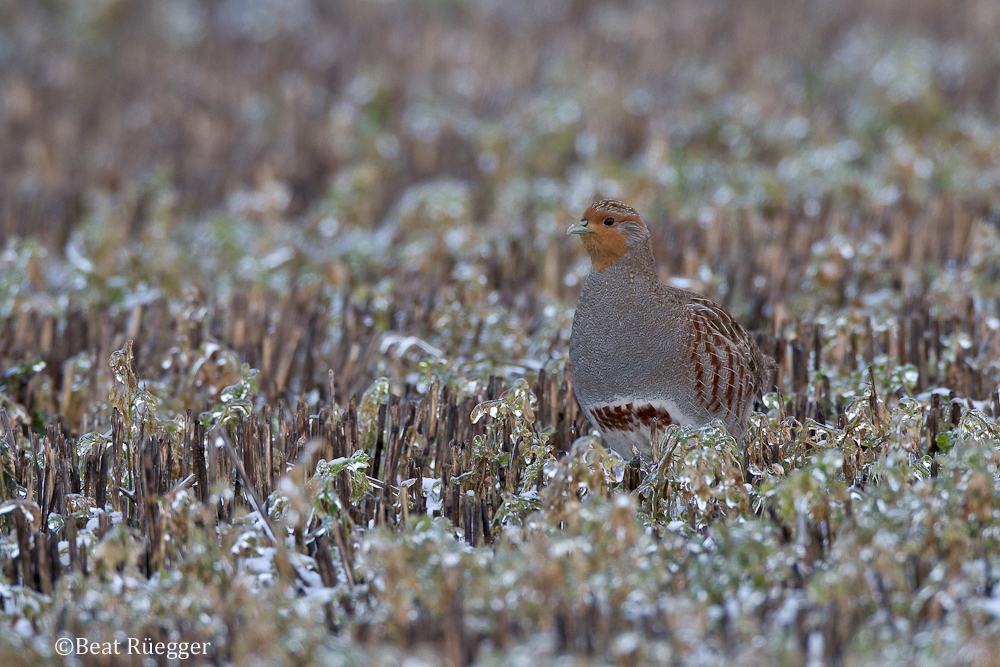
[2,1,1000,665]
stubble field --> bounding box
[2,1,1000,665]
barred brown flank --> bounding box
[685,298,773,425]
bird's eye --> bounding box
[603,217,615,226]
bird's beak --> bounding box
[566,220,595,235]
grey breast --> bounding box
[570,263,699,418]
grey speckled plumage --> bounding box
[568,199,775,459]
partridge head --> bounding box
[567,199,775,459]
[566,200,651,272]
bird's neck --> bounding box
[590,239,657,282]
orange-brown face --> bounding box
[567,201,648,272]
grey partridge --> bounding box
[567,199,776,459]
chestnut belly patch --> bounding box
[589,402,676,433]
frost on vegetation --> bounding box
[199,362,260,430]
[358,376,391,451]
[314,450,373,509]
[5,3,1000,664]
[465,379,559,525]
[109,340,162,438]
